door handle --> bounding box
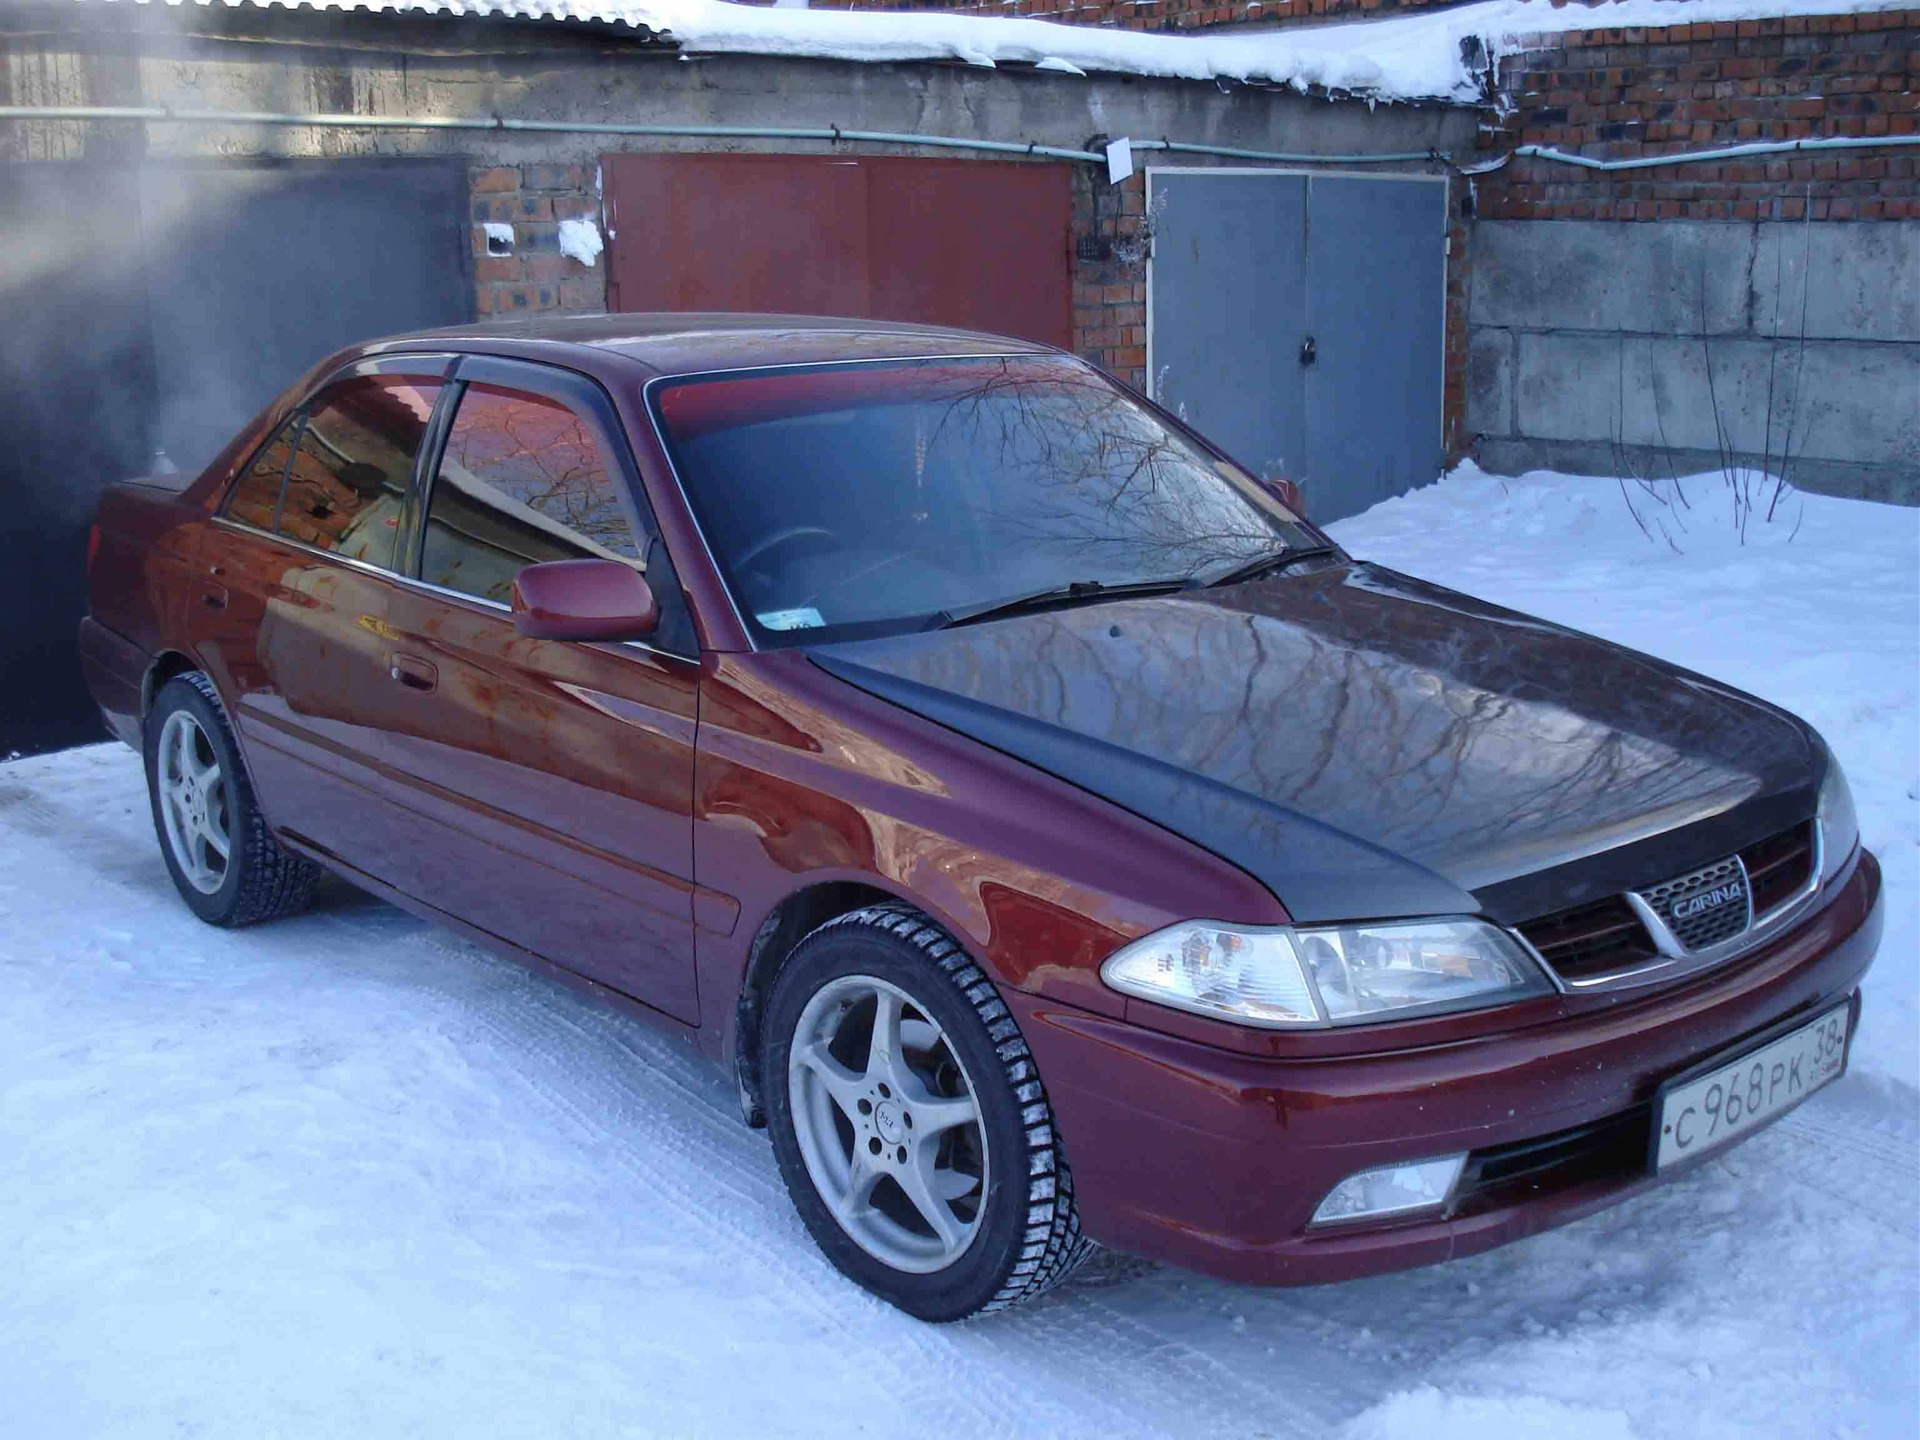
[389,654,438,692]
[201,584,229,611]
[1299,335,1317,367]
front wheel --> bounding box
[763,904,1092,1320]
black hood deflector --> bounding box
[813,563,1818,925]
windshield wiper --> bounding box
[930,576,1191,630]
[1192,542,1341,590]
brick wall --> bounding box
[1472,10,1920,221]
[469,162,607,315]
[1071,165,1150,388]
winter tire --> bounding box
[144,672,318,927]
[763,903,1092,1321]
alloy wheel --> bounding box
[787,974,989,1274]
[156,709,231,895]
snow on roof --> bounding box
[92,0,1918,104]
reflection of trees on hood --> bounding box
[855,565,1794,882]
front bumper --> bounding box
[1010,847,1883,1287]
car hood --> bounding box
[811,562,1819,925]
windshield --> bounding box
[650,355,1321,646]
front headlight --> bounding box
[1100,917,1553,1029]
[1817,751,1859,884]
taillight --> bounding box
[86,522,101,576]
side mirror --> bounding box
[510,558,659,642]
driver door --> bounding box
[374,356,704,1024]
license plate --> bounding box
[1653,1004,1850,1171]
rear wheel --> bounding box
[764,904,1092,1320]
[144,673,317,927]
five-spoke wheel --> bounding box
[144,672,316,926]
[764,904,1092,1319]
[788,976,988,1273]
[156,708,232,895]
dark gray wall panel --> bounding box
[0,162,159,757]
[140,159,473,479]
[0,158,471,756]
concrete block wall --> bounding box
[1457,9,1920,501]
[1466,219,1920,500]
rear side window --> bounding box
[420,382,642,603]
[224,416,300,531]
[274,376,442,570]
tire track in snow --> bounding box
[404,940,1289,1437]
[352,917,1107,1437]
[361,902,1338,1435]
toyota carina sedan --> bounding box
[80,315,1882,1320]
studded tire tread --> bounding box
[146,672,319,928]
[767,901,1094,1319]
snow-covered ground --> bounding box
[2,466,1914,1438]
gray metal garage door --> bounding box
[1147,169,1448,525]
[0,157,470,756]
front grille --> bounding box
[1740,820,1816,917]
[1640,855,1751,951]
[1454,1106,1651,1215]
[1516,894,1659,984]
[1515,820,1816,989]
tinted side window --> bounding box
[275,376,442,570]
[224,415,301,531]
[421,382,642,603]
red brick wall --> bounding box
[1071,164,1150,388]
[469,162,607,315]
[1443,209,1471,456]
[1472,10,1920,221]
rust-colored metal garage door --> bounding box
[602,153,1071,349]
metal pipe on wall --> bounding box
[4,104,1918,176]
[1468,133,1920,176]
[0,105,1107,164]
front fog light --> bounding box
[1311,1154,1467,1226]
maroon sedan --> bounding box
[80,316,1881,1321]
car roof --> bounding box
[368,312,1058,381]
